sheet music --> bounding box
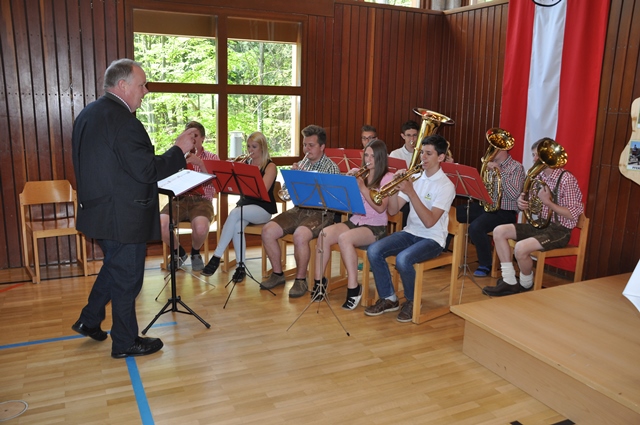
[158,169,214,196]
[623,260,640,312]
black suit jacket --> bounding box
[72,93,186,244]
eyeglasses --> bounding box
[361,136,376,141]
[403,134,419,139]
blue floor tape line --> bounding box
[0,322,177,350]
[127,357,155,425]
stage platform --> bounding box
[451,273,640,425]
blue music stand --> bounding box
[281,170,365,336]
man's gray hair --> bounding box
[103,58,143,89]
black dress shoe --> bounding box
[482,278,532,297]
[111,337,164,359]
[72,320,108,341]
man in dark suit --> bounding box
[71,58,197,359]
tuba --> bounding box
[371,108,454,205]
[522,138,568,228]
[480,128,515,212]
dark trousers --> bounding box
[79,239,147,351]
[456,202,517,269]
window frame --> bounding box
[129,6,305,163]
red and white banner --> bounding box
[500,0,610,271]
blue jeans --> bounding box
[367,231,443,301]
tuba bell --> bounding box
[480,128,515,212]
[522,138,568,228]
[371,108,454,205]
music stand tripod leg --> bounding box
[144,192,211,333]
[287,209,350,336]
[458,196,483,291]
[223,203,275,309]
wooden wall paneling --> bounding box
[321,16,335,140]
[337,4,351,148]
[0,1,24,269]
[370,8,388,145]
[331,6,344,148]
[589,0,637,277]
[305,16,318,130]
[608,0,640,275]
[37,0,75,265]
[353,6,369,148]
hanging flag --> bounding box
[500,0,610,271]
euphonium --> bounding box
[371,107,454,205]
[278,153,311,201]
[522,138,568,229]
[480,128,515,212]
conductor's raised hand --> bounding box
[175,128,198,154]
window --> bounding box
[133,9,302,159]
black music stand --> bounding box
[208,160,273,308]
[143,170,214,334]
[280,169,365,336]
[441,162,492,297]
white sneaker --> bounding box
[342,285,362,310]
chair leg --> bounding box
[534,253,545,290]
[32,235,41,284]
[412,263,424,324]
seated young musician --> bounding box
[201,132,277,282]
[364,134,456,323]
[312,139,394,309]
[160,121,219,271]
[483,137,583,296]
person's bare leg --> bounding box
[190,216,210,251]
[314,223,346,281]
[292,226,313,279]
[337,227,375,289]
[262,221,285,274]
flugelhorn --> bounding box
[231,153,251,163]
[480,128,515,212]
[353,163,370,179]
[278,153,311,201]
[522,138,568,228]
[371,107,454,205]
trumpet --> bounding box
[371,162,423,205]
[278,153,311,201]
[231,153,251,163]
[353,163,370,179]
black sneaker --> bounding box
[201,255,221,276]
[232,267,246,283]
[169,253,188,272]
[311,277,327,302]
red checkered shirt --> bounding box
[536,168,583,229]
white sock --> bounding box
[520,272,534,289]
[500,262,517,285]
[386,294,398,302]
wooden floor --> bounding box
[0,247,572,424]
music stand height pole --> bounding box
[143,192,211,334]
[454,170,483,294]
[286,180,351,336]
